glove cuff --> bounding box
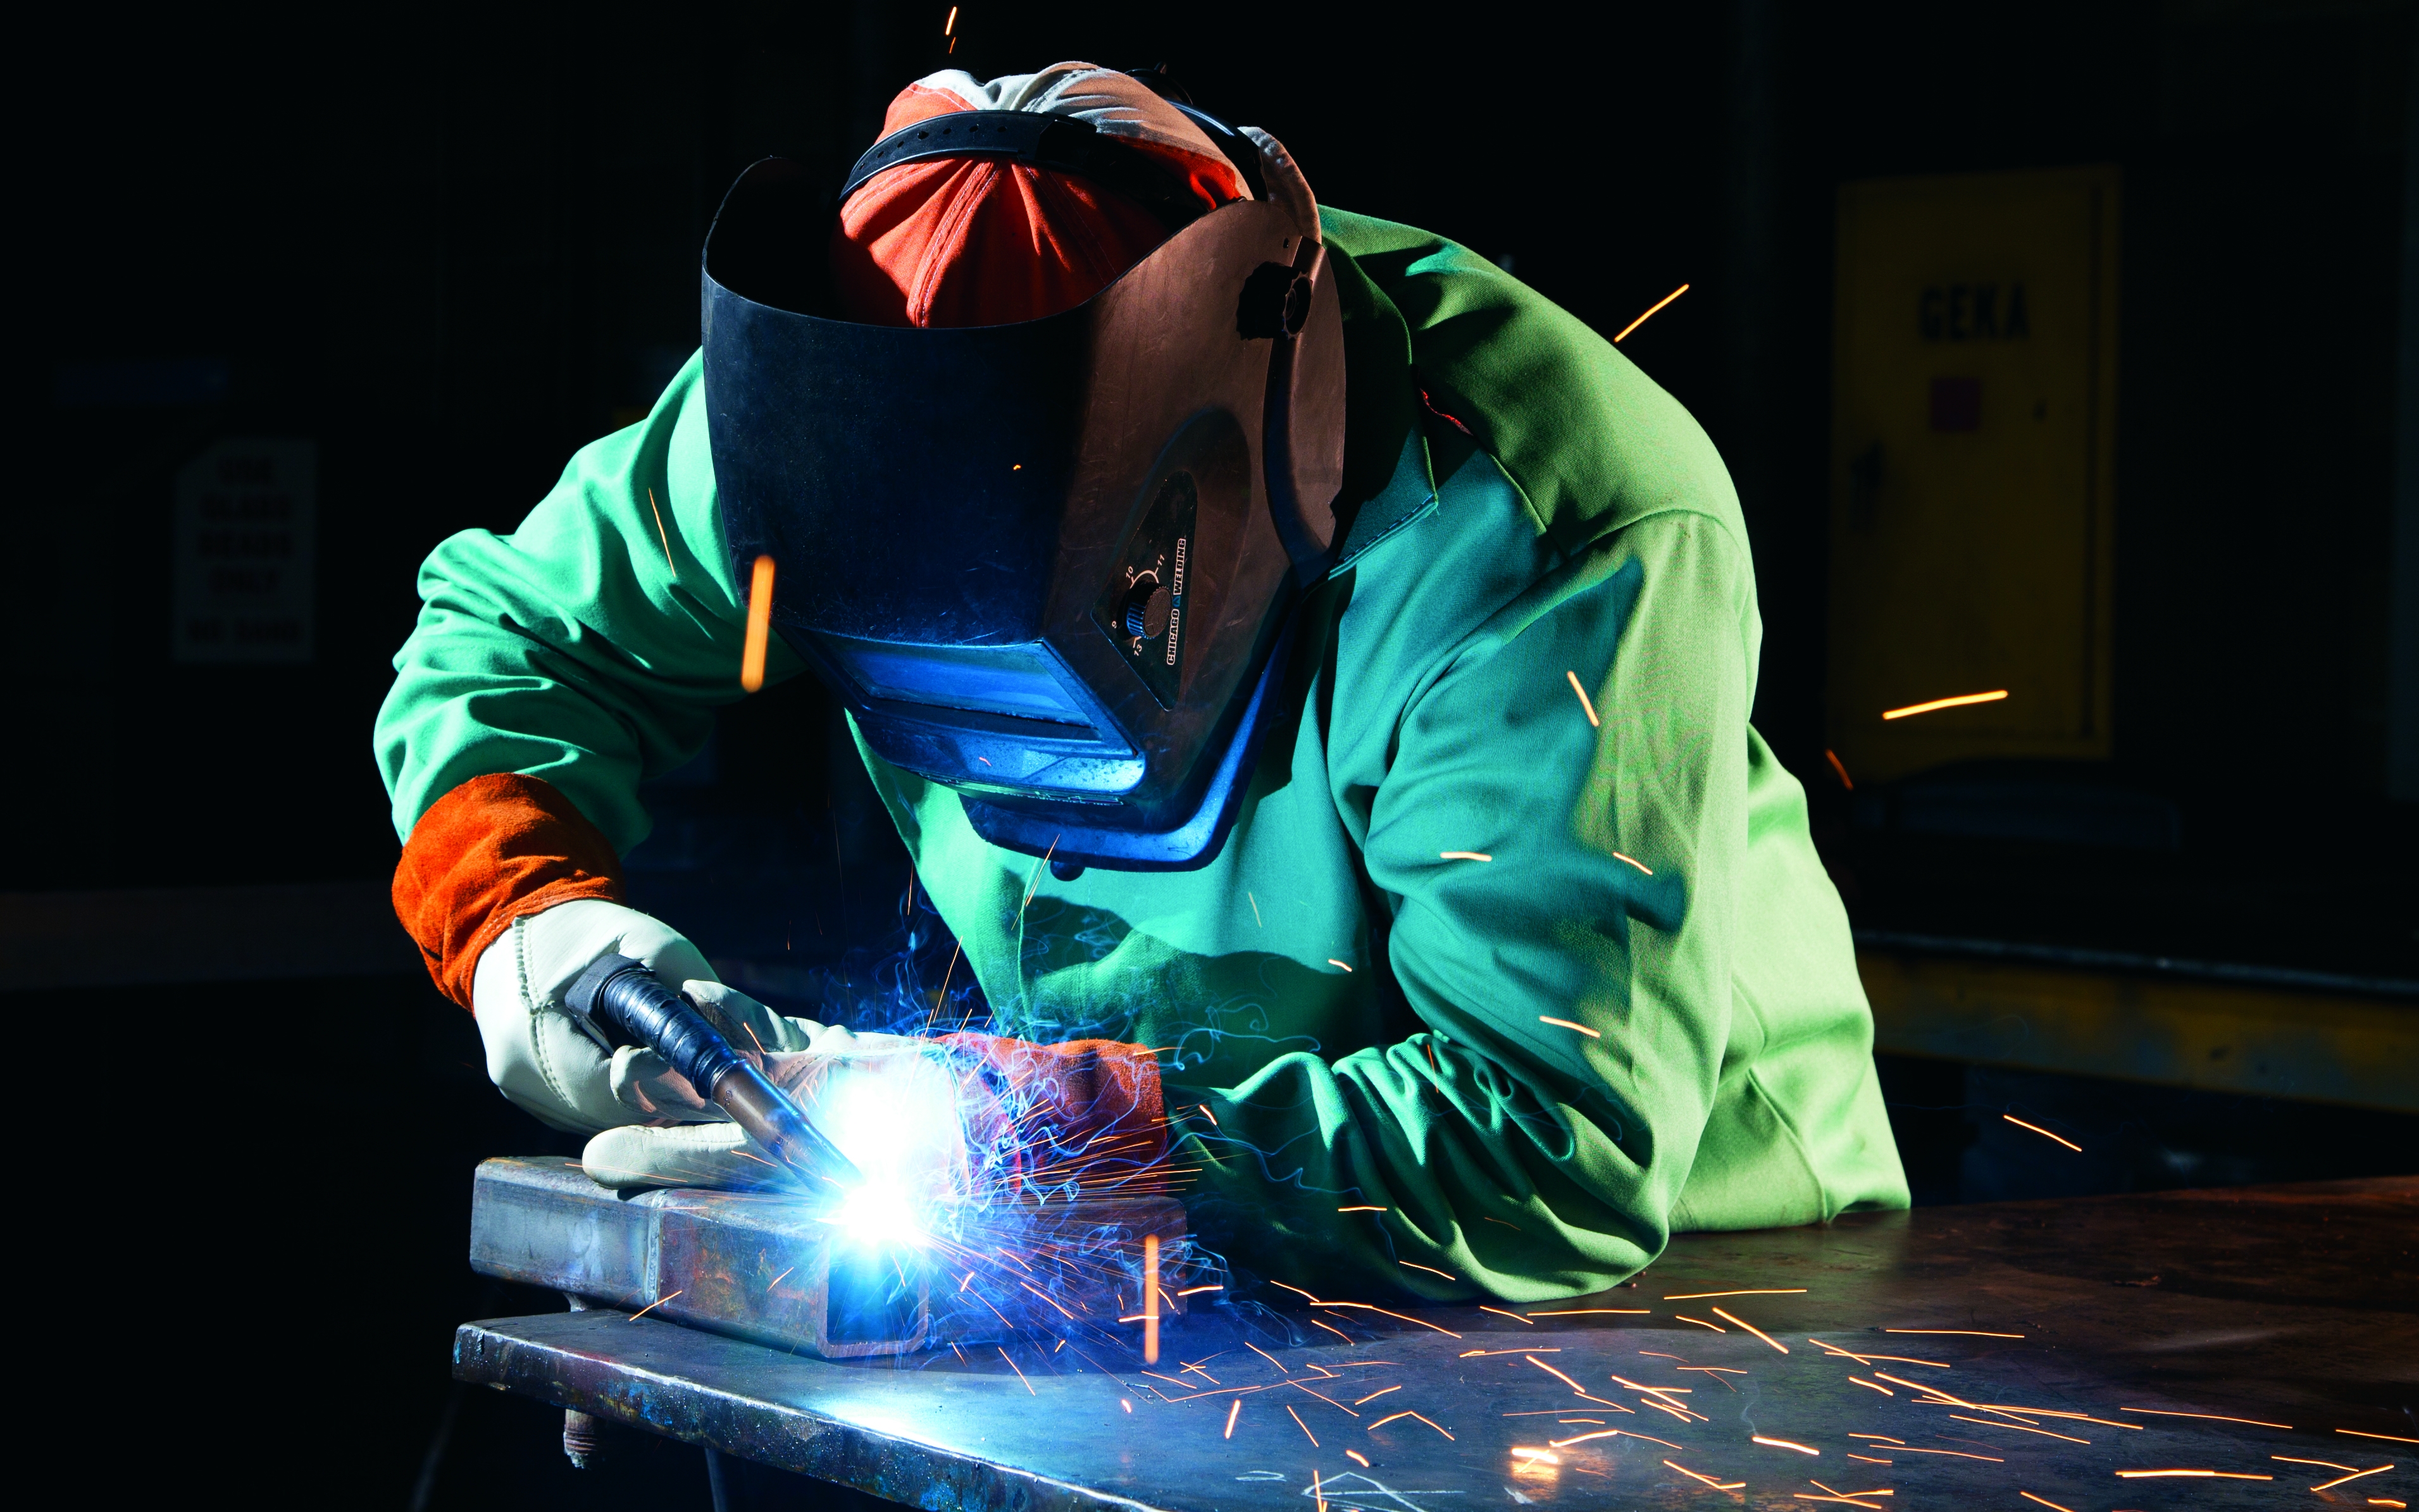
[940,1034,1167,1183]
[394,772,625,1008]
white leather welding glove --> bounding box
[581,1035,1002,1205]
[470,898,837,1135]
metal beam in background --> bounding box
[1858,945,2419,1111]
[0,880,418,990]
[472,1157,1190,1359]
[456,1177,2416,1512]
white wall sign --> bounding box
[173,437,316,664]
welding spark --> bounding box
[2274,1457,2360,1472]
[923,939,962,1036]
[1884,1329,2022,1337]
[1612,851,1654,874]
[739,555,776,691]
[1754,1436,1820,1456]
[1369,1411,1453,1440]
[1019,1280,1079,1322]
[1538,1015,1601,1038]
[1440,850,1493,862]
[1328,959,1353,971]
[1267,1282,1464,1337]
[2341,1432,2419,1444]
[1710,1306,1789,1353]
[1882,688,2009,721]
[1311,1320,1357,1346]
[1017,835,1062,916]
[1179,1284,1224,1296]
[1246,1342,1288,1374]
[1948,1415,2088,1444]
[2115,1470,2272,1480]
[1478,1307,1534,1325]
[1810,1342,1948,1369]
[2310,1466,2396,1492]
[1676,1315,1726,1332]
[1884,1447,2001,1461]
[1664,1289,1810,1300]
[766,1265,795,1290]
[1142,1234,1161,1365]
[1564,669,1601,726]
[1355,1386,1402,1405]
[2000,1114,2082,1151]
[1595,1428,1684,1450]
[1549,1430,1623,1449]
[1974,1406,2138,1430]
[1662,1459,1744,1492]
[1338,1205,1387,1213]
[1286,1405,1319,1446]
[1510,1447,1560,1465]
[646,488,679,580]
[1400,1261,1456,1280]
[1288,1380,1359,1416]
[1224,1399,1241,1439]
[1614,283,1689,343]
[627,1290,682,1321]
[1526,1309,1650,1317]
[1844,1455,1892,1465]
[1527,1356,1589,1394]
[2017,1494,2075,1512]
[1345,1451,1369,1467]
[1849,1377,1892,1396]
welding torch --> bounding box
[566,954,862,1194]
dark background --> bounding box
[11,3,2415,1508]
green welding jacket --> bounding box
[376,208,1908,1302]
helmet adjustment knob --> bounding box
[1123,582,1175,640]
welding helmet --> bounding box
[700,90,1346,872]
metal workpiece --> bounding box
[460,1176,2417,1511]
[469,1157,1188,1360]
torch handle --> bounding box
[565,953,861,1191]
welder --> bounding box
[375,63,1908,1301]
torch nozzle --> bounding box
[713,1057,862,1191]
[567,953,862,1193]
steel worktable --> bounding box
[456,1175,2416,1510]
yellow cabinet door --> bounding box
[1827,166,2120,784]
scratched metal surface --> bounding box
[454,1176,2418,1511]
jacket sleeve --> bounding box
[373,356,809,993]
[375,354,812,844]
[1174,510,1757,1301]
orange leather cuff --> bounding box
[393,772,625,1008]
[940,1034,1169,1178]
